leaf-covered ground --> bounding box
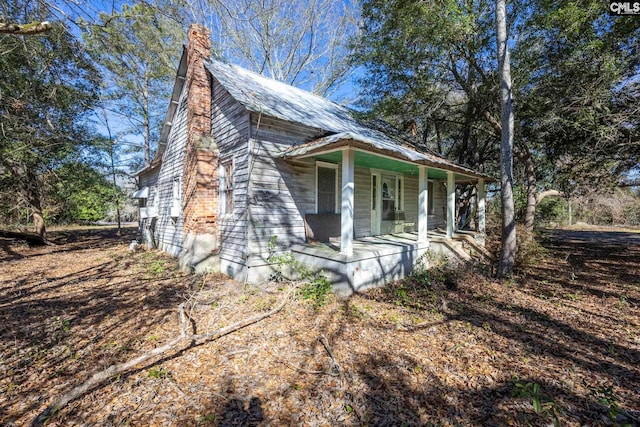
[0,226,638,426]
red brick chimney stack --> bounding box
[186,24,212,145]
[182,24,219,238]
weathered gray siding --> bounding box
[145,83,189,256]
[353,166,370,238]
[430,180,447,229]
[247,115,325,267]
[139,168,159,189]
[211,78,251,276]
[405,176,447,231]
[404,175,418,231]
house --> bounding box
[134,24,491,297]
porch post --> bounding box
[477,178,486,235]
[446,171,455,238]
[418,166,429,243]
[341,148,354,256]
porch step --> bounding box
[452,234,495,264]
[429,237,473,263]
[429,233,495,267]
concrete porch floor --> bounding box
[290,230,483,297]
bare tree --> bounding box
[182,0,358,97]
[496,0,516,277]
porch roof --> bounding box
[282,132,492,181]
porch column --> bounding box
[341,148,354,256]
[446,171,455,238]
[418,166,429,243]
[477,178,486,235]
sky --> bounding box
[48,0,363,173]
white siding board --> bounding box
[354,166,371,238]
[404,175,419,231]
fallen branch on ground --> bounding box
[0,230,54,246]
[31,285,297,426]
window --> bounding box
[220,159,233,216]
[382,180,394,220]
[428,181,434,215]
[316,162,338,213]
[371,174,377,210]
[152,186,159,210]
[172,177,181,208]
[170,177,181,218]
[381,174,404,220]
[397,176,403,211]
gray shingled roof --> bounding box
[203,58,489,179]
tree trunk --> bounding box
[568,199,572,226]
[536,189,562,204]
[143,69,151,166]
[24,169,47,241]
[523,152,537,232]
[0,21,52,35]
[496,0,516,277]
[28,195,46,241]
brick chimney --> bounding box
[180,24,220,272]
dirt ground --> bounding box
[0,226,638,426]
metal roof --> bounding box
[204,58,490,180]
[137,54,491,181]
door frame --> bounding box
[370,171,381,235]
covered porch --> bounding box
[281,133,491,295]
[284,134,489,255]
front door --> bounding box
[371,172,405,235]
[380,174,397,234]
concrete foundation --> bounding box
[240,231,478,298]
[179,232,220,273]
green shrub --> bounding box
[515,226,548,270]
[148,366,170,379]
[268,236,332,307]
[410,251,459,290]
[584,382,625,422]
[512,381,560,425]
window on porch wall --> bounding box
[316,162,338,214]
[428,181,434,215]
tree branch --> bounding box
[536,189,563,204]
[0,21,52,35]
[31,285,297,426]
[618,178,640,187]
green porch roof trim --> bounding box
[283,132,492,181]
[314,151,469,181]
